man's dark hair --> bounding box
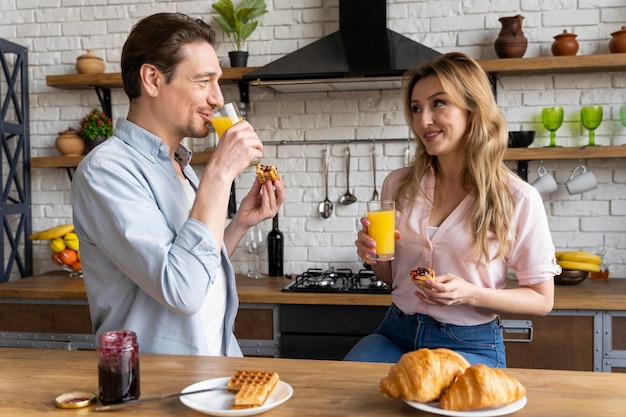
[121,13,216,100]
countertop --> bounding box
[1,271,625,310]
[1,347,624,416]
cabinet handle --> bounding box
[500,319,534,343]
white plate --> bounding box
[403,396,527,417]
[179,377,293,417]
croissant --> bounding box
[440,364,526,411]
[379,348,470,402]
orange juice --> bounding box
[211,116,242,137]
[367,205,395,261]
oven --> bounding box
[280,267,390,360]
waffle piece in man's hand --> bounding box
[256,164,280,184]
[228,370,280,409]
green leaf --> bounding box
[213,15,235,34]
[211,0,266,50]
[240,21,258,41]
[212,0,235,23]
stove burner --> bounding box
[369,279,388,289]
[282,267,391,294]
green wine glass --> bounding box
[621,105,626,128]
[541,107,564,147]
[581,105,603,146]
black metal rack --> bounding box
[0,38,33,282]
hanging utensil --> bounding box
[339,146,357,205]
[318,147,333,218]
[404,138,412,167]
[371,146,379,201]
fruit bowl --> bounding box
[51,248,82,277]
[508,130,535,148]
[554,270,588,285]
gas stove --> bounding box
[282,267,391,294]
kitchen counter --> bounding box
[1,271,625,309]
[1,347,625,416]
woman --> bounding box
[345,52,560,366]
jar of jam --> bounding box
[98,330,140,404]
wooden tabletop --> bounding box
[1,271,625,309]
[0,348,624,416]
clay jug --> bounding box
[609,26,626,53]
[552,30,579,56]
[55,128,85,156]
[494,15,528,59]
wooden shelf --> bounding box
[504,145,626,160]
[45,54,626,90]
[31,150,214,168]
[30,146,626,169]
[40,54,626,170]
[477,53,626,75]
[46,67,259,90]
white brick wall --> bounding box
[2,0,625,278]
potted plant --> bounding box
[78,108,112,154]
[211,0,267,67]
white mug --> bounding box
[566,164,597,194]
[531,165,558,195]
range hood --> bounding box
[242,0,441,93]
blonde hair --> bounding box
[395,52,515,262]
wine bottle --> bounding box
[267,214,284,276]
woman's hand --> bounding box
[355,216,376,265]
[414,272,478,306]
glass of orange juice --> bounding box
[210,102,243,137]
[210,103,259,165]
[367,200,395,261]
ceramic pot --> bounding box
[552,30,579,56]
[76,50,105,74]
[494,15,528,59]
[84,136,107,154]
[609,26,626,53]
[229,51,249,68]
[55,129,85,156]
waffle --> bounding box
[228,370,280,409]
[256,165,280,184]
[410,267,436,287]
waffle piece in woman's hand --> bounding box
[410,267,436,287]
[256,165,280,184]
[228,370,280,409]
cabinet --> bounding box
[234,303,280,357]
[502,311,597,371]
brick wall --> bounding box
[2,0,625,278]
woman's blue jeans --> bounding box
[343,303,506,367]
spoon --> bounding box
[318,148,333,218]
[339,146,357,205]
[371,146,379,201]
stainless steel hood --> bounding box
[242,0,441,92]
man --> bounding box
[71,13,285,355]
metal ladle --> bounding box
[371,146,379,201]
[339,146,357,205]
[318,148,333,218]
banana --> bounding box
[63,232,80,251]
[49,238,66,253]
[29,224,74,241]
[555,251,602,265]
[557,260,602,273]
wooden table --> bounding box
[1,348,625,416]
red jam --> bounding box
[98,330,140,404]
